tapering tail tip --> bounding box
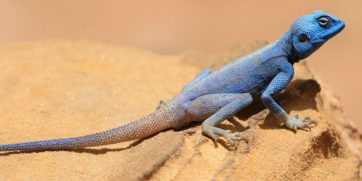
[0,105,184,151]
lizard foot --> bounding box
[202,126,246,146]
[222,130,248,146]
[282,115,317,131]
[156,100,168,110]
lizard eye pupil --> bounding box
[298,34,309,42]
[318,17,329,28]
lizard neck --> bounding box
[274,30,297,64]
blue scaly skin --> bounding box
[0,10,345,151]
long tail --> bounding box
[0,105,184,151]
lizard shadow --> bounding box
[0,79,320,155]
[235,79,321,130]
[0,134,156,156]
[166,78,321,150]
[180,121,250,151]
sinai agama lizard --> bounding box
[0,10,345,151]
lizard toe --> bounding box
[202,126,220,141]
[222,131,247,146]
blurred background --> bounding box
[0,1,360,128]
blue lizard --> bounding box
[0,10,345,151]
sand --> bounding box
[0,41,360,180]
[0,1,360,129]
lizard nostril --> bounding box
[298,34,309,42]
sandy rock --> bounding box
[0,41,360,180]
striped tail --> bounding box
[0,105,184,151]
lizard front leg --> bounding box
[187,93,253,145]
[260,61,315,131]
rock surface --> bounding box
[0,41,360,180]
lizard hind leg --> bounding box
[181,68,212,93]
[156,68,212,110]
[156,99,169,110]
[186,93,253,145]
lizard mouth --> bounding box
[320,22,345,40]
[310,39,325,45]
[311,22,345,46]
[310,38,326,48]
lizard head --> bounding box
[290,10,345,60]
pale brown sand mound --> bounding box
[0,41,360,180]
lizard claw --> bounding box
[202,126,246,146]
[222,130,242,145]
[284,114,317,132]
[202,126,220,142]
[156,100,168,110]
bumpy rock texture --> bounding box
[0,41,360,180]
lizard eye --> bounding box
[298,34,309,42]
[318,17,330,28]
